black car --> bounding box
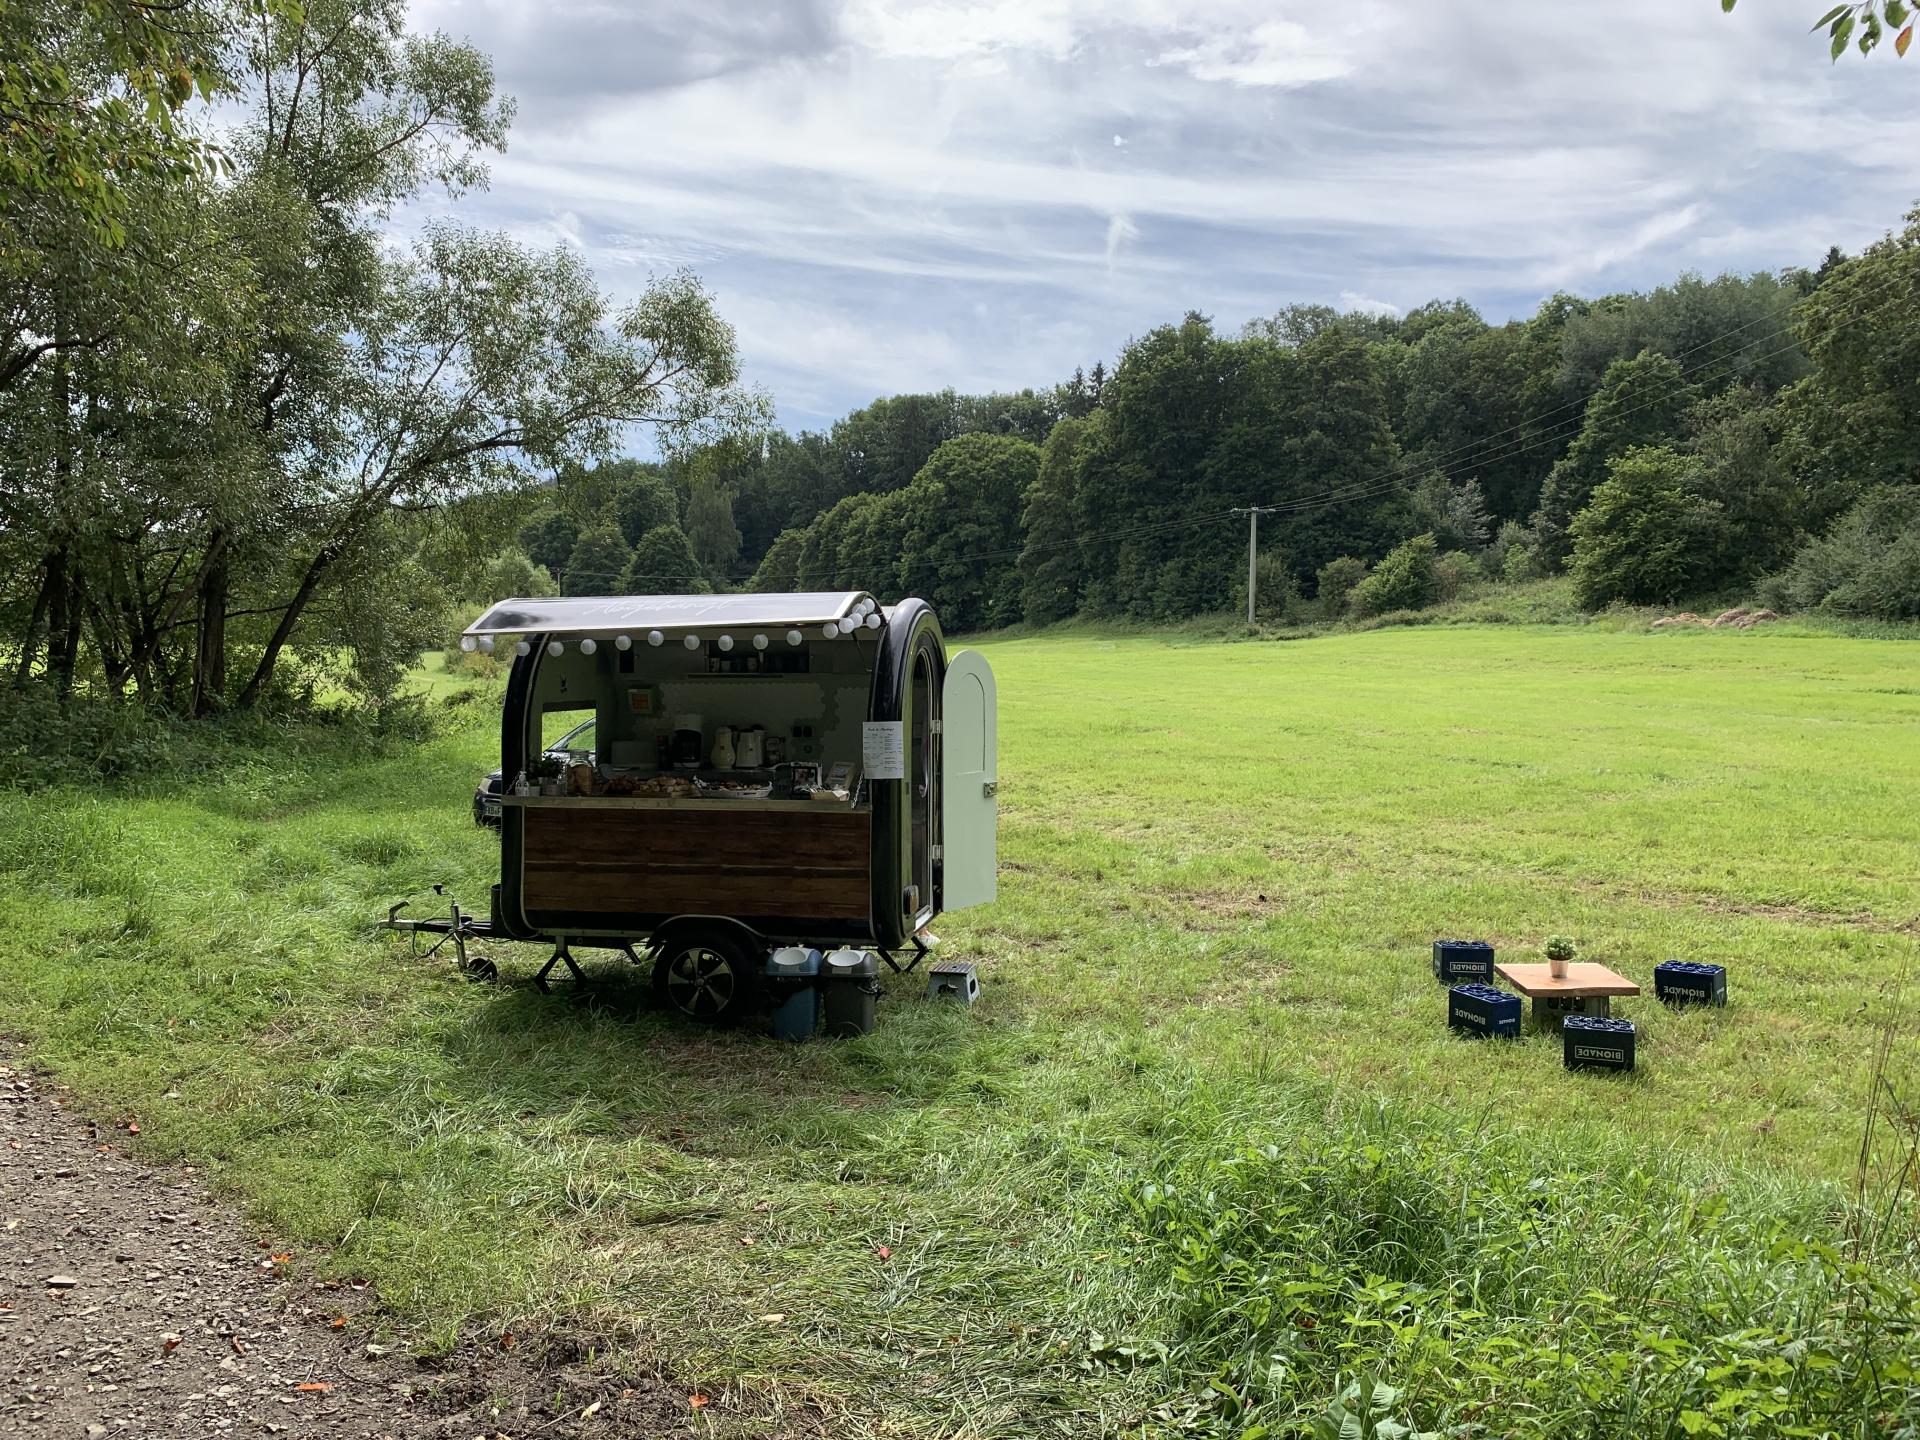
[473,717,597,826]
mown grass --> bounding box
[1,624,1917,1437]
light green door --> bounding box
[940,649,997,911]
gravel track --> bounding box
[1,1051,708,1439]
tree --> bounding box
[564,525,632,597]
[1018,416,1089,624]
[683,474,742,583]
[1721,2,1914,61]
[1761,486,1920,619]
[748,529,805,592]
[477,548,557,603]
[897,432,1040,630]
[1776,209,1920,524]
[1351,534,1440,616]
[1532,350,1692,565]
[624,524,704,593]
[519,512,581,577]
[613,468,678,545]
[1568,449,1721,608]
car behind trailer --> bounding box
[384,591,998,1031]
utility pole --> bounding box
[1231,506,1278,626]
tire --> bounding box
[653,929,760,1025]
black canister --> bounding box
[821,948,880,1037]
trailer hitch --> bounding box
[379,887,497,982]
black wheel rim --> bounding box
[665,946,735,1019]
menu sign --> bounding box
[861,721,906,780]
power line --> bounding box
[542,260,1900,594]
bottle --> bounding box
[710,725,736,770]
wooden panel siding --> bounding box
[522,804,871,920]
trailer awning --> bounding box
[462,592,874,637]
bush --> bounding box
[1760,485,1920,620]
[1568,447,1720,608]
[1252,550,1302,624]
[1432,549,1480,602]
[1350,534,1439,616]
[1315,555,1371,618]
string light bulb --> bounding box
[717,634,734,652]
[614,634,631,651]
[683,634,701,651]
[821,622,839,639]
[478,636,495,653]
[579,637,597,655]
[513,641,531,657]
[752,633,768,650]
[459,635,477,652]
[546,640,564,657]
[786,630,803,646]
[865,612,882,629]
[647,630,664,647]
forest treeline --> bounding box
[520,222,1920,638]
[6,2,1918,727]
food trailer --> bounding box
[418,591,996,1026]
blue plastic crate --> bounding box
[1563,1015,1635,1072]
[1449,983,1520,1039]
[1655,960,1726,1008]
[1432,939,1495,982]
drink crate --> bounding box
[1432,939,1495,982]
[1655,960,1726,1008]
[1448,983,1520,1039]
[1563,1015,1635,1072]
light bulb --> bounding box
[459,635,477,652]
[821,623,838,639]
[717,634,734,652]
[614,634,631,651]
[647,630,664,647]
[478,636,495,653]
[752,633,768,650]
[865,612,882,629]
[786,630,802,646]
[579,637,597,655]
[683,634,700,651]
[513,640,531,657]
[546,640,564,657]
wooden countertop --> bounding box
[1494,962,1640,998]
[500,794,856,814]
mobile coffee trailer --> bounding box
[420,591,996,1026]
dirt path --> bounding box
[0,1053,706,1439]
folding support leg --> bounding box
[534,939,588,994]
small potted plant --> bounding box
[1545,934,1575,980]
[527,754,564,796]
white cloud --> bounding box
[398,0,1920,428]
[1339,290,1400,319]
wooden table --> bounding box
[1494,962,1639,1030]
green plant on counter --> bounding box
[525,754,564,782]
[1545,934,1577,963]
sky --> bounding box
[403,0,1920,434]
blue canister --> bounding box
[767,946,821,1042]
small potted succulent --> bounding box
[1545,934,1576,980]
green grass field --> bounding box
[2,624,1917,1437]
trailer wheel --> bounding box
[654,930,758,1025]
